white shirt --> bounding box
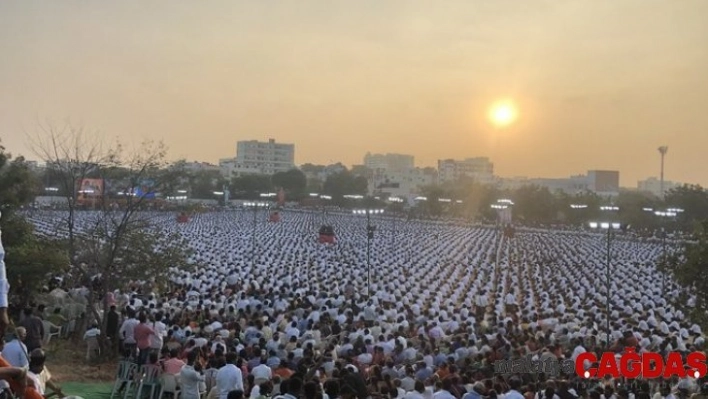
[119,318,139,344]
[251,364,272,381]
[432,390,456,399]
[27,371,44,396]
[505,293,516,305]
[216,364,244,399]
[180,364,205,399]
[405,392,425,399]
[150,321,167,349]
[2,339,28,367]
[84,328,101,340]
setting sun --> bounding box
[489,101,518,128]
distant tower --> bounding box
[658,146,668,199]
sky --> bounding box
[1,1,707,187]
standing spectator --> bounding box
[134,313,155,366]
[163,348,186,375]
[106,305,120,354]
[252,361,272,387]
[19,308,43,352]
[180,350,206,399]
[217,352,244,399]
[119,310,138,359]
[150,312,167,355]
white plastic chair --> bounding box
[110,361,138,399]
[159,373,181,399]
[137,364,162,399]
[42,320,62,344]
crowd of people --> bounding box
[13,209,708,399]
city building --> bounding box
[499,170,619,196]
[300,163,348,185]
[370,167,437,198]
[638,177,681,198]
[364,152,415,172]
[219,138,295,176]
[437,157,495,184]
[181,161,220,173]
[587,170,620,196]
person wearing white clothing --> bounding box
[251,363,272,386]
[216,353,244,399]
[149,315,167,353]
[0,215,10,338]
[180,351,206,399]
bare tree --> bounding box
[27,120,116,261]
[28,122,193,354]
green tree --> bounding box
[0,143,68,309]
[511,185,558,224]
[665,184,708,229]
[272,169,307,199]
[555,191,602,225]
[668,220,708,326]
[615,190,660,230]
[188,169,225,199]
[230,174,274,199]
[323,171,368,204]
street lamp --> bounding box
[491,199,514,232]
[388,197,404,248]
[352,207,384,300]
[244,201,270,267]
[654,208,683,291]
[590,202,620,347]
[589,220,621,347]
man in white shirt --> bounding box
[2,327,28,367]
[119,311,139,358]
[251,362,272,386]
[150,313,167,354]
[216,352,244,399]
[83,324,101,340]
[180,351,206,399]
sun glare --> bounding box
[489,101,517,128]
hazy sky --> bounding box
[1,1,707,186]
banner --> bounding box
[78,178,104,198]
[133,179,156,199]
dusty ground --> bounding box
[44,339,116,383]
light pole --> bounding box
[318,195,332,223]
[388,197,404,249]
[491,199,514,236]
[654,208,683,292]
[590,203,620,347]
[244,201,270,267]
[352,207,384,300]
[658,146,668,200]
